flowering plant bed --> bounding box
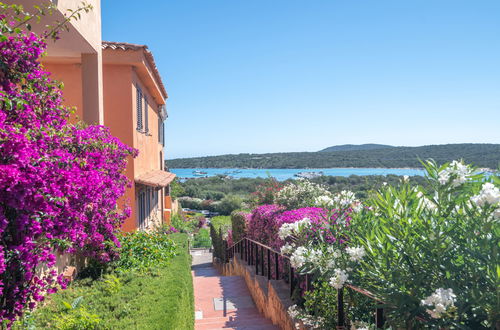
[225,161,499,329]
[14,233,194,330]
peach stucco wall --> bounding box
[43,63,84,123]
[102,66,165,232]
[102,65,138,232]
[131,69,164,175]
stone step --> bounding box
[195,315,275,325]
[195,318,278,330]
[197,309,265,320]
[196,325,279,330]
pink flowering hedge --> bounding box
[246,205,344,251]
[0,10,136,324]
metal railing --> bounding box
[225,237,387,329]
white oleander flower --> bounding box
[494,208,500,220]
[438,171,450,185]
[329,269,349,289]
[326,258,336,270]
[351,202,363,213]
[418,195,437,212]
[345,246,366,262]
[334,190,358,207]
[438,160,472,187]
[308,248,323,265]
[278,218,312,240]
[290,246,307,268]
[332,249,341,258]
[280,243,294,255]
[278,223,294,240]
[287,304,300,318]
[403,175,409,182]
[421,288,456,319]
[471,182,500,207]
[315,195,334,207]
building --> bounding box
[18,0,105,125]
[13,0,175,232]
[102,41,175,231]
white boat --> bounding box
[193,170,208,176]
[294,171,324,179]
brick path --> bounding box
[191,249,278,330]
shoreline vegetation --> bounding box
[167,143,500,170]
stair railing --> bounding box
[224,237,392,329]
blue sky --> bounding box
[102,1,500,159]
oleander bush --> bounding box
[275,179,332,210]
[277,160,499,329]
[349,160,499,328]
[251,177,283,206]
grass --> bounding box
[21,233,194,330]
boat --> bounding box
[294,171,324,179]
[193,170,208,176]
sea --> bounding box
[170,168,425,181]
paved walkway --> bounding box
[191,249,278,330]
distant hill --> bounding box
[167,144,500,169]
[320,144,394,152]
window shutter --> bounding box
[162,121,165,145]
[136,86,143,131]
[144,97,149,133]
[158,117,161,143]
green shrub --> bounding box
[193,228,211,248]
[231,211,249,242]
[216,195,243,215]
[209,224,226,261]
[23,234,194,330]
[178,196,203,210]
[53,308,103,330]
[210,215,231,231]
[203,190,226,200]
[171,213,197,233]
[114,231,176,272]
[170,178,185,199]
[51,297,104,330]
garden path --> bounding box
[191,249,278,330]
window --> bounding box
[138,189,146,228]
[144,97,149,133]
[136,86,143,131]
[138,187,159,230]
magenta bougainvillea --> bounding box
[247,206,348,251]
[246,204,285,250]
[0,9,136,324]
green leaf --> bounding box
[62,301,72,310]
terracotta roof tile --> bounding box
[102,41,167,99]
